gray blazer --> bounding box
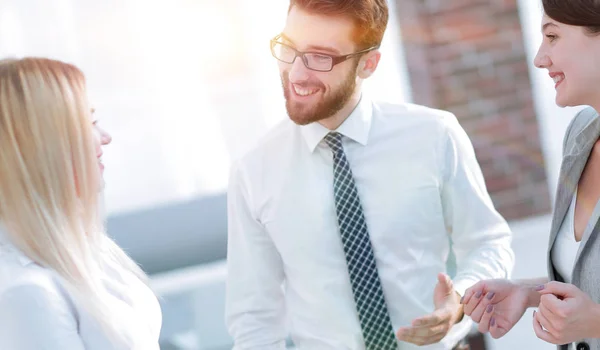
[547,107,600,350]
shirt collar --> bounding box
[300,93,373,153]
[0,223,35,266]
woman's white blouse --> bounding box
[551,189,582,284]
[0,229,162,350]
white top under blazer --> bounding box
[552,190,582,284]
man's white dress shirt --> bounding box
[0,226,162,350]
[226,95,515,350]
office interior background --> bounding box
[0,0,587,349]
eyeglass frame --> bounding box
[269,34,380,72]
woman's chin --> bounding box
[555,95,570,108]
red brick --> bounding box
[397,0,551,220]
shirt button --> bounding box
[576,342,590,350]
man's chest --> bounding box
[255,152,448,266]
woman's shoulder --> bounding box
[0,254,79,333]
[562,107,599,152]
[0,251,82,348]
[571,107,598,131]
[0,248,72,306]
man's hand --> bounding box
[396,273,463,346]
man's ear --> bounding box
[357,50,381,79]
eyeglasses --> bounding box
[270,34,379,72]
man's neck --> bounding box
[318,90,363,131]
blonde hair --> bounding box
[0,57,148,343]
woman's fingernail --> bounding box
[475,291,482,298]
[491,317,496,327]
[535,285,544,291]
[487,292,495,300]
[486,304,493,313]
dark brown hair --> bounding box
[543,0,600,35]
[288,0,389,49]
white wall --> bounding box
[516,0,585,202]
[0,0,412,215]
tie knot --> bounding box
[324,132,343,153]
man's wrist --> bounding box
[454,291,465,323]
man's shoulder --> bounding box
[231,118,296,173]
[373,100,459,129]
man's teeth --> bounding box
[553,75,564,84]
[294,85,318,96]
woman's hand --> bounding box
[533,281,600,344]
[462,279,532,339]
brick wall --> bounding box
[394,0,550,220]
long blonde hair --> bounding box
[0,57,148,343]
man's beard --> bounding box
[281,66,357,125]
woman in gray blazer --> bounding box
[459,0,600,349]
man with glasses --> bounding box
[226,0,514,349]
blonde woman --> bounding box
[0,58,162,349]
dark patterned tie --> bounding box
[324,132,398,350]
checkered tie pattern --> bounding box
[324,132,398,350]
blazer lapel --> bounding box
[548,154,580,257]
[548,116,600,276]
[571,118,600,278]
[574,209,600,270]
